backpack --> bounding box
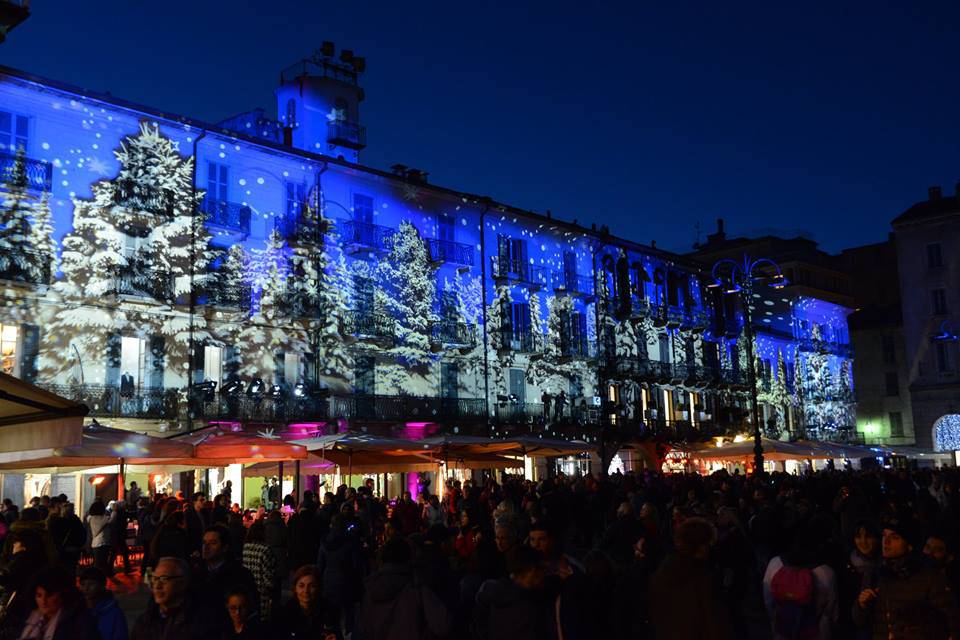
[770,564,819,639]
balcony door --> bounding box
[438,213,455,243]
[441,361,459,401]
[207,162,228,203]
[509,368,525,403]
[119,336,146,397]
[563,251,577,289]
[510,302,531,346]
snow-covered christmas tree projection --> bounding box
[40,122,217,388]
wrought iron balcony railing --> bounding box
[195,391,487,424]
[200,196,251,233]
[0,151,52,191]
[681,309,709,332]
[426,238,474,266]
[431,321,478,348]
[327,121,367,150]
[112,179,175,217]
[0,249,51,286]
[499,329,539,353]
[490,257,546,288]
[338,220,396,251]
[206,281,251,309]
[798,337,854,358]
[552,272,594,298]
[559,338,597,360]
[39,384,179,420]
[347,309,395,339]
[275,215,323,244]
[115,263,173,301]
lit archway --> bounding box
[933,415,960,451]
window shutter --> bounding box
[105,332,121,387]
[274,350,286,386]
[223,345,240,382]
[303,351,317,386]
[190,339,205,385]
[148,335,165,389]
[18,324,39,383]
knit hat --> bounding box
[881,515,920,549]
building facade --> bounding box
[892,186,960,451]
[0,56,854,450]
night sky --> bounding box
[3,1,959,254]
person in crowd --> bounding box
[0,530,48,630]
[131,557,217,640]
[475,544,556,640]
[422,494,446,529]
[923,530,960,593]
[277,565,337,640]
[127,482,141,507]
[394,491,421,536]
[221,587,266,640]
[1,499,18,528]
[493,521,519,555]
[763,515,838,640]
[12,565,98,640]
[839,520,881,639]
[242,521,278,622]
[194,525,258,627]
[598,500,645,566]
[108,500,131,574]
[184,493,208,553]
[317,514,364,638]
[149,510,188,565]
[853,517,960,639]
[78,566,128,640]
[357,537,452,640]
[650,517,731,640]
[86,501,114,576]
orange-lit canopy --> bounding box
[0,372,87,453]
[0,424,193,471]
[187,432,307,464]
[692,438,832,462]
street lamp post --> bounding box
[709,256,787,473]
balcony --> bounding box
[431,321,477,348]
[205,281,251,310]
[552,272,595,300]
[40,384,179,420]
[499,329,538,354]
[490,257,546,290]
[798,337,854,359]
[426,238,474,266]
[559,338,597,360]
[115,263,173,301]
[195,391,487,425]
[0,151,51,191]
[112,180,175,217]
[347,309,395,340]
[338,220,396,253]
[200,196,251,234]
[275,215,323,245]
[327,121,367,150]
[0,249,51,286]
[680,309,709,333]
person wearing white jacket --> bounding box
[86,500,115,576]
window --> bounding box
[497,235,528,275]
[884,372,899,396]
[0,324,18,375]
[658,334,671,363]
[927,243,943,269]
[0,111,28,152]
[283,353,300,385]
[120,336,146,391]
[207,162,228,202]
[510,302,531,340]
[889,412,904,438]
[933,289,948,315]
[508,368,525,402]
[352,193,374,223]
[203,345,223,385]
[936,342,951,373]
[438,213,455,242]
[881,335,896,365]
[285,99,297,126]
[285,181,307,219]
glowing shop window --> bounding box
[0,324,18,375]
[204,345,223,385]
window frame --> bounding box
[0,110,29,154]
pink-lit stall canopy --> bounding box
[0,424,193,471]
[0,372,87,453]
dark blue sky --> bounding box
[3,1,958,253]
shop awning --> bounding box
[175,432,308,464]
[0,423,194,470]
[692,438,832,462]
[0,372,87,453]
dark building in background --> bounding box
[890,185,960,451]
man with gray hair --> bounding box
[131,557,216,640]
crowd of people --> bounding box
[0,466,958,639]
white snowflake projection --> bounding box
[256,428,280,440]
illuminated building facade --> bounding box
[0,53,855,447]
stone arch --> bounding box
[933,414,960,451]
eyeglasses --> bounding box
[227,605,249,612]
[152,575,184,586]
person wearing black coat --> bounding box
[277,565,337,640]
[194,525,259,627]
[475,546,557,640]
[11,566,100,640]
[0,529,48,631]
[316,515,364,635]
[356,538,453,640]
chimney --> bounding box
[929,185,942,200]
[716,218,726,238]
[390,164,408,176]
[955,181,960,200]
